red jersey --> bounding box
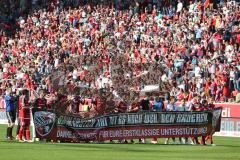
[201,105,209,111]
[45,94,56,110]
[93,97,106,115]
[130,102,140,113]
[207,103,215,110]
[18,95,30,119]
[34,98,47,109]
[117,101,127,113]
[191,102,201,111]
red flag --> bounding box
[204,0,210,8]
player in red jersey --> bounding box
[55,90,68,113]
[71,95,81,113]
[113,100,128,143]
[199,99,209,145]
[18,89,31,142]
[128,100,141,144]
[92,94,106,115]
[34,90,47,110]
[45,92,57,110]
[205,98,215,145]
[189,97,202,145]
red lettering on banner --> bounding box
[55,125,212,141]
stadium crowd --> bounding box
[1,0,240,144]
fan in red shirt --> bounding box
[18,89,31,142]
[116,101,128,113]
[222,80,230,102]
[129,100,141,113]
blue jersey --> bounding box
[5,95,16,112]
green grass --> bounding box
[0,124,240,160]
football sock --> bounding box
[16,124,20,135]
[26,130,31,140]
[18,128,24,140]
[9,127,13,138]
[6,127,10,138]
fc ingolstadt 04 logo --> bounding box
[34,111,56,137]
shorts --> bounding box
[19,117,30,126]
[6,111,16,124]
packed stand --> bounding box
[0,0,239,105]
[2,0,240,144]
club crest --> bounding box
[34,111,56,137]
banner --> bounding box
[214,103,240,118]
[0,110,8,124]
[32,109,221,142]
[212,108,222,132]
[214,117,240,137]
[214,103,240,137]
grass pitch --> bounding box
[0,124,239,160]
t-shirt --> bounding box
[5,95,16,112]
[141,99,150,111]
[177,2,183,13]
[34,98,47,109]
[176,105,187,111]
[194,66,201,77]
[196,28,202,39]
[166,103,177,111]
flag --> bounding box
[204,0,210,8]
